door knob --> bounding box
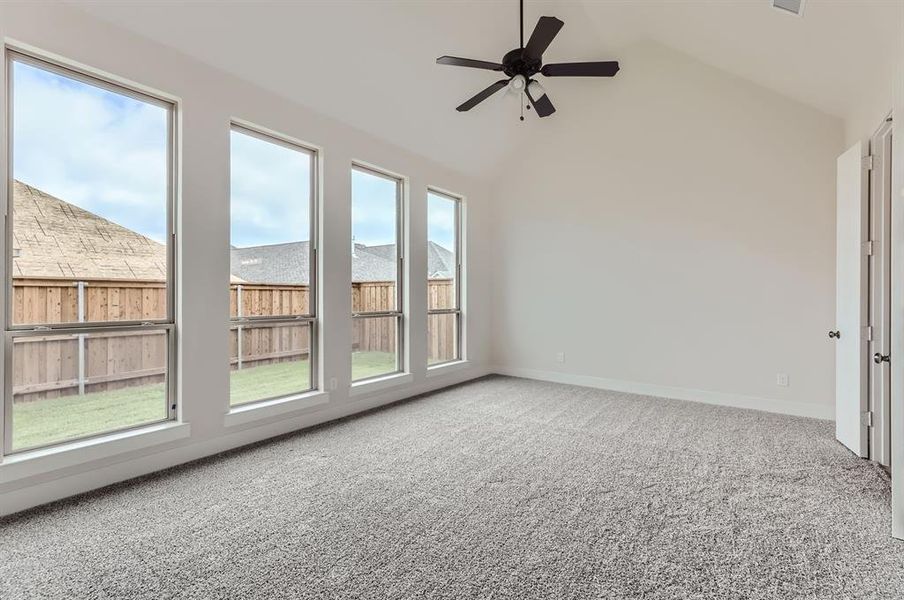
[828,330,840,339]
[873,353,890,364]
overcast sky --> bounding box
[13,59,455,256]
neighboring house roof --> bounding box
[12,180,168,281]
[231,241,455,285]
[357,243,394,261]
[356,242,455,279]
[230,241,310,285]
[350,243,396,283]
[13,179,455,285]
[427,241,455,279]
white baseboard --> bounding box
[0,365,491,517]
[491,366,834,421]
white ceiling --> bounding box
[68,0,901,179]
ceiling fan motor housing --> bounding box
[502,48,542,78]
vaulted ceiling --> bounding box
[69,0,901,179]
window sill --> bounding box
[349,372,414,398]
[426,359,470,377]
[224,390,330,427]
[0,421,191,485]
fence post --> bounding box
[76,281,86,395]
[236,285,243,370]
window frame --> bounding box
[350,163,405,383]
[3,323,175,455]
[227,121,320,406]
[2,49,178,456]
[5,50,177,331]
[427,188,463,367]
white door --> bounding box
[835,141,869,457]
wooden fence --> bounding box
[13,278,167,325]
[12,278,455,401]
[352,282,398,353]
[13,329,167,403]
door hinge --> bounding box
[863,240,874,256]
[862,155,874,171]
[861,411,873,427]
[862,325,873,342]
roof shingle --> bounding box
[12,180,167,281]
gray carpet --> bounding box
[1,375,901,599]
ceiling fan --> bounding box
[436,0,620,119]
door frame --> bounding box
[891,53,903,540]
[869,116,894,468]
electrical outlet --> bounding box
[776,373,789,387]
[329,377,338,391]
[556,352,565,363]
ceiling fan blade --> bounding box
[541,61,620,77]
[526,88,556,118]
[456,79,510,112]
[522,16,564,61]
[437,56,505,71]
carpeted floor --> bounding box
[1,375,902,599]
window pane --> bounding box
[428,313,459,365]
[11,59,170,326]
[351,168,399,312]
[352,316,399,381]
[230,128,312,318]
[10,329,169,452]
[427,192,457,310]
[230,322,312,406]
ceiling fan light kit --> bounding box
[436,0,620,120]
[508,75,527,93]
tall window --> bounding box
[4,52,175,453]
[229,124,317,406]
[427,190,462,365]
[351,165,403,381]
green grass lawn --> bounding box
[12,382,167,451]
[12,352,398,451]
[352,350,398,382]
[230,359,312,406]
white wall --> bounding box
[0,2,491,515]
[490,42,844,419]
[842,43,899,147]
[844,98,894,148]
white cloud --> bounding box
[230,129,311,247]
[13,61,169,242]
[427,192,455,252]
[352,169,398,247]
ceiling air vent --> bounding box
[772,0,805,16]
